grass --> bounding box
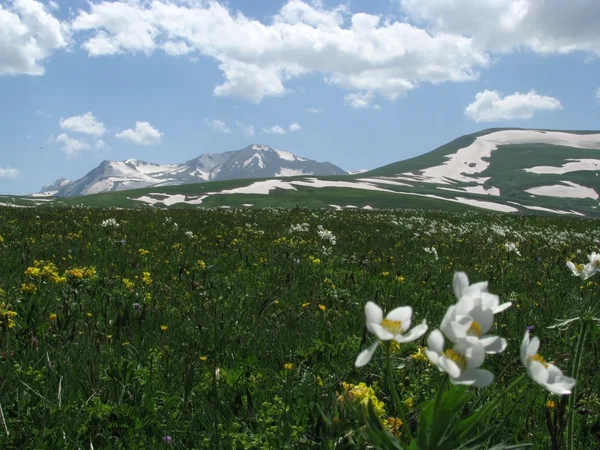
[0,206,598,448]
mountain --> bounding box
[40,144,347,197]
[35,178,73,197]
[39,128,600,218]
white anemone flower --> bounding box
[520,330,576,395]
[453,272,512,314]
[355,301,428,367]
[425,329,494,388]
[440,305,507,354]
[566,253,599,280]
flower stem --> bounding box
[566,319,589,450]
[385,341,413,442]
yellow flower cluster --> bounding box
[25,260,66,284]
[0,303,17,328]
[122,278,136,292]
[141,271,152,286]
[66,267,96,280]
[197,260,206,270]
[410,347,428,362]
[340,382,386,419]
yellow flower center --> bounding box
[468,321,482,337]
[529,353,549,368]
[444,349,467,370]
[576,264,586,272]
[382,318,404,335]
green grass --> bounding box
[0,206,598,448]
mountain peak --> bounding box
[39,145,348,197]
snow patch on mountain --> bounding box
[398,130,600,186]
[523,158,600,174]
[524,181,598,200]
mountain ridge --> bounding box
[39,144,347,197]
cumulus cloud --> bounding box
[0,0,69,75]
[59,112,105,136]
[400,0,600,55]
[69,0,490,104]
[115,121,162,145]
[205,119,232,134]
[305,108,322,114]
[0,167,20,178]
[55,133,90,158]
[464,89,563,122]
[236,121,255,137]
[289,122,301,132]
[262,125,286,135]
[344,92,381,110]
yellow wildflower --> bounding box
[21,283,37,295]
[160,325,168,331]
[546,400,556,409]
[49,313,57,321]
[318,304,327,311]
[283,363,294,370]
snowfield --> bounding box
[524,181,599,200]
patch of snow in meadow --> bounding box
[507,201,586,216]
[437,185,501,196]
[358,177,413,187]
[276,168,311,177]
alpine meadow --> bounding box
[2,0,600,449]
[0,206,599,448]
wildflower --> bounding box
[385,417,403,437]
[86,312,93,318]
[425,329,494,388]
[301,302,311,308]
[160,325,168,331]
[355,301,427,367]
[197,260,206,270]
[0,304,17,328]
[101,218,119,228]
[49,313,57,321]
[504,242,521,256]
[546,400,556,409]
[21,283,37,294]
[453,272,512,314]
[340,382,386,418]
[200,355,208,361]
[24,267,41,278]
[141,271,152,286]
[520,330,576,395]
[404,397,414,409]
[566,253,598,280]
[318,304,327,311]
[410,347,428,361]
[163,435,172,444]
[283,363,293,370]
[122,278,135,292]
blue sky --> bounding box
[1,0,599,195]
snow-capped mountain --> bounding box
[40,144,347,197]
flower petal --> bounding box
[453,369,494,388]
[493,302,512,314]
[355,340,380,368]
[370,323,394,341]
[365,301,383,332]
[395,320,427,343]
[439,357,462,378]
[469,306,494,334]
[528,360,550,385]
[453,272,469,299]
[427,329,445,354]
[520,331,531,365]
[386,306,412,330]
[479,336,507,354]
[528,336,540,358]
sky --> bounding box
[1,0,599,195]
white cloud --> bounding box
[69,0,490,104]
[95,139,109,151]
[0,0,69,75]
[59,112,105,136]
[344,92,380,110]
[0,167,20,178]
[596,87,600,101]
[289,122,302,132]
[262,125,286,135]
[236,121,255,137]
[115,121,163,145]
[55,133,90,158]
[400,0,600,55]
[37,110,51,118]
[205,119,232,134]
[305,108,322,114]
[465,90,562,122]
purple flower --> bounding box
[133,302,141,311]
[163,435,172,444]
[527,325,535,331]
